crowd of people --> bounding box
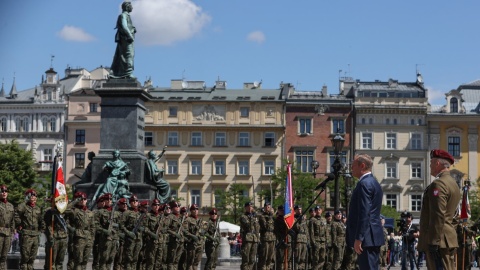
[0,187,222,270]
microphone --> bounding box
[315,173,336,190]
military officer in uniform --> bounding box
[418,149,460,270]
[0,185,14,270]
[92,196,106,270]
[292,205,309,270]
[183,204,204,270]
[15,189,45,270]
[43,203,68,270]
[204,208,221,270]
[323,212,333,270]
[274,205,292,270]
[309,206,326,270]
[331,210,346,270]
[64,191,95,270]
[240,201,260,270]
[257,202,275,270]
[166,201,186,270]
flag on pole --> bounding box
[52,157,68,213]
[284,164,294,229]
[460,184,470,222]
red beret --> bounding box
[129,194,138,202]
[169,201,180,208]
[430,149,454,165]
[117,198,127,205]
[180,206,187,213]
[25,189,37,196]
[151,199,160,206]
[190,204,199,211]
[140,200,149,207]
[74,191,87,199]
[209,208,218,215]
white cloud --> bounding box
[247,31,266,44]
[426,85,446,105]
[57,25,95,42]
[132,0,211,46]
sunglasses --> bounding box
[132,200,139,202]
[30,193,37,196]
[0,190,8,193]
[82,198,87,201]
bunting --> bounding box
[284,164,294,229]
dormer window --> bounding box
[450,97,458,113]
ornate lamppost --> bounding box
[331,133,345,212]
[311,160,319,178]
[343,172,352,216]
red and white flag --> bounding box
[53,159,68,213]
[460,184,470,222]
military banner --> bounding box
[284,163,294,229]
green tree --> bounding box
[0,140,38,206]
[214,183,251,224]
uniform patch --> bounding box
[433,188,440,196]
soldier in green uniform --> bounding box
[340,215,357,270]
[456,219,476,270]
[64,191,95,270]
[309,206,326,270]
[379,216,388,270]
[95,193,120,270]
[323,212,333,270]
[143,199,166,270]
[331,210,346,270]
[166,201,186,270]
[240,201,260,270]
[257,202,275,270]
[114,198,129,270]
[15,189,45,270]
[0,185,15,270]
[137,201,150,270]
[306,208,316,270]
[160,203,172,269]
[43,203,68,270]
[183,204,204,270]
[123,195,145,270]
[204,208,221,270]
[292,205,309,270]
[275,205,292,270]
[92,195,106,270]
[178,206,188,270]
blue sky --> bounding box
[2,0,480,105]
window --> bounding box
[215,132,226,146]
[386,162,397,178]
[167,131,179,146]
[362,133,372,149]
[238,132,250,146]
[22,118,29,132]
[214,191,222,207]
[264,132,275,147]
[191,190,201,207]
[240,107,250,117]
[15,118,20,132]
[214,160,225,175]
[393,119,398,125]
[299,118,312,134]
[75,130,85,145]
[448,136,460,157]
[0,118,6,131]
[169,106,178,117]
[329,151,348,173]
[144,132,153,146]
[386,133,397,149]
[75,153,85,169]
[411,194,422,212]
[89,103,98,113]
[418,119,422,125]
[238,160,249,175]
[361,118,366,124]
[411,162,422,178]
[191,132,202,146]
[295,150,314,173]
[167,160,178,175]
[42,118,48,132]
[43,148,53,162]
[190,160,202,175]
[264,160,275,175]
[410,119,415,125]
[369,118,373,124]
[50,118,56,132]
[332,119,345,133]
[411,133,422,150]
[385,194,398,210]
[450,98,458,113]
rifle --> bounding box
[176,214,186,242]
[107,204,118,232]
[133,212,146,234]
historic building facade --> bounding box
[143,80,285,209]
[284,84,354,210]
[344,75,429,216]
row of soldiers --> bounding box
[240,201,354,270]
[0,185,222,270]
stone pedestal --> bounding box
[75,79,155,201]
[218,237,231,266]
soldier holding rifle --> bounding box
[205,208,221,270]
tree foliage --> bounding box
[214,183,251,224]
[0,140,38,206]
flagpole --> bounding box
[49,151,58,270]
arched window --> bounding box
[50,117,56,132]
[410,119,415,125]
[361,118,366,124]
[450,98,458,113]
[386,118,390,125]
[42,118,48,132]
[418,119,422,125]
[393,119,398,125]
[369,118,373,124]
[15,117,21,131]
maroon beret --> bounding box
[209,208,218,215]
[430,149,454,165]
[140,200,149,207]
[190,204,199,211]
[117,198,127,205]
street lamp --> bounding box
[343,172,352,216]
[311,160,319,178]
[331,133,345,212]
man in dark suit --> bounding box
[346,153,384,270]
[418,149,460,270]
